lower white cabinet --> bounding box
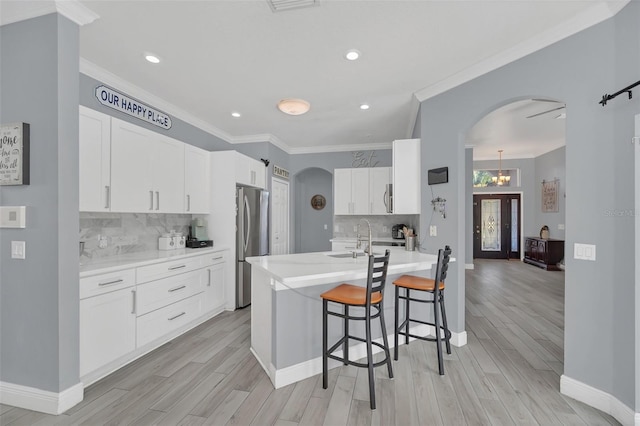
[79,249,228,383]
[331,241,358,252]
[80,286,136,377]
[137,293,203,348]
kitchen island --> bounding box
[246,247,449,389]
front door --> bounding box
[473,194,521,259]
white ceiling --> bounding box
[1,1,627,155]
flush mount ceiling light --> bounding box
[277,98,310,116]
[144,54,160,64]
[345,49,361,61]
[231,112,241,118]
[359,104,370,110]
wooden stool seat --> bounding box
[321,284,382,305]
[393,275,444,292]
[322,250,392,410]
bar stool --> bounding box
[393,245,452,375]
[321,250,392,410]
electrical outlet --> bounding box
[382,225,388,233]
[353,225,358,232]
[323,224,328,230]
[429,225,437,237]
[98,235,108,249]
[558,224,565,230]
[11,241,25,259]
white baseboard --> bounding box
[263,325,467,389]
[465,263,475,270]
[560,375,638,426]
[0,381,83,415]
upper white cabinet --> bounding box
[392,138,421,214]
[236,152,266,189]
[184,145,210,213]
[334,167,391,215]
[110,118,184,213]
[79,106,111,211]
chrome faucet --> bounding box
[356,218,372,255]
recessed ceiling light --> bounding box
[144,54,160,64]
[345,49,360,61]
[360,104,370,110]
[277,98,310,115]
[231,112,241,118]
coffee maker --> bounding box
[187,218,213,248]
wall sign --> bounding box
[541,179,559,212]
[352,151,379,168]
[95,85,172,130]
[0,122,30,186]
[273,165,289,180]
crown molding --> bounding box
[414,0,630,102]
[0,0,99,27]
[80,58,236,143]
[232,133,292,154]
[289,142,392,155]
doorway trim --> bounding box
[473,190,525,260]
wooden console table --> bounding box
[523,237,564,270]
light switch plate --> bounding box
[574,243,596,261]
[429,225,437,236]
[11,241,26,259]
[0,206,26,228]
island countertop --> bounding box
[246,247,441,290]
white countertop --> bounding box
[330,237,404,243]
[247,247,444,289]
[79,246,230,277]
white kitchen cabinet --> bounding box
[334,167,391,215]
[79,106,111,212]
[137,293,203,348]
[392,138,421,214]
[79,285,136,377]
[203,259,226,313]
[135,269,206,316]
[110,118,184,213]
[369,167,392,214]
[331,241,358,251]
[184,145,210,213]
[236,152,266,189]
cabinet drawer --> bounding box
[201,251,226,268]
[136,269,206,316]
[136,256,203,284]
[80,269,136,299]
[136,293,203,348]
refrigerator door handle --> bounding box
[244,194,251,253]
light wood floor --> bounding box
[1,259,620,425]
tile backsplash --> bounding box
[333,215,418,238]
[79,212,195,260]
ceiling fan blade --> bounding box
[531,98,563,103]
[526,105,566,119]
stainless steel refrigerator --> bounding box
[236,186,269,308]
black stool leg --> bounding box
[322,299,328,388]
[344,305,349,365]
[433,290,444,375]
[378,303,393,379]
[440,293,451,355]
[365,306,376,409]
[394,285,399,361]
[404,288,410,345]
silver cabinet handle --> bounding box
[168,285,186,293]
[168,264,186,270]
[98,279,123,286]
[105,186,111,209]
[208,268,211,287]
[131,290,136,314]
[186,194,191,212]
[149,190,154,210]
[212,256,223,261]
[168,312,186,321]
[155,191,160,210]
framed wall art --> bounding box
[541,179,559,212]
[1,122,30,186]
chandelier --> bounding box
[492,149,511,186]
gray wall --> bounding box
[418,2,639,409]
[294,168,333,253]
[534,146,566,240]
[0,14,80,392]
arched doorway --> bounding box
[293,167,333,253]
